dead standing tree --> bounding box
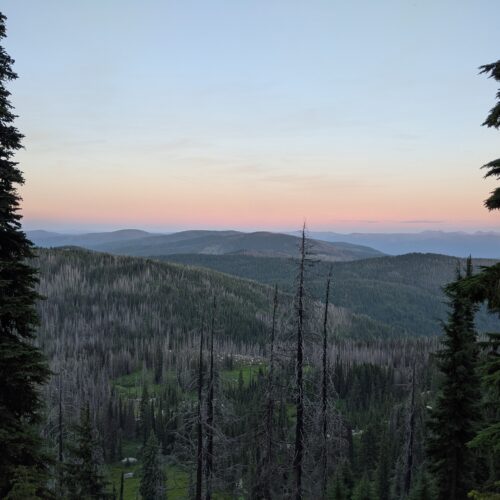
[196,318,205,500]
[294,225,307,500]
[321,270,332,499]
[403,362,417,497]
[262,284,279,497]
[205,297,216,500]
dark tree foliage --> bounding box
[139,431,166,500]
[468,333,500,493]
[65,404,108,499]
[427,261,480,500]
[479,60,500,210]
[0,11,50,497]
[409,472,434,500]
[480,61,500,129]
[351,473,375,500]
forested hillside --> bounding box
[156,253,500,336]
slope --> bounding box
[34,248,398,354]
[157,253,500,336]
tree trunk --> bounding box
[205,297,216,500]
[264,285,279,497]
[321,271,332,499]
[196,319,204,500]
[294,226,306,500]
[403,362,416,496]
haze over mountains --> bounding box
[303,230,500,258]
[28,228,500,259]
[27,229,384,262]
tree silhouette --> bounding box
[0,11,50,497]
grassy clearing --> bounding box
[112,369,178,398]
[220,362,266,387]
[109,460,189,499]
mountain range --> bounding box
[27,229,384,262]
[28,228,500,259]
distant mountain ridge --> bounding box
[27,229,384,262]
[300,230,500,258]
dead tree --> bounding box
[294,225,307,500]
[196,319,205,500]
[205,297,216,500]
[263,284,279,497]
[321,271,332,499]
[403,362,417,496]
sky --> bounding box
[2,0,500,233]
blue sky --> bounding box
[2,0,499,232]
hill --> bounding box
[27,228,152,248]
[28,229,384,262]
[157,252,500,336]
[34,248,399,350]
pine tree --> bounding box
[352,473,375,500]
[119,471,124,500]
[139,384,151,445]
[409,472,434,500]
[468,332,500,494]
[330,472,348,500]
[427,261,480,500]
[139,431,166,500]
[375,433,391,500]
[478,60,500,210]
[0,11,51,497]
[65,404,108,499]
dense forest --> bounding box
[157,252,500,336]
[0,9,500,500]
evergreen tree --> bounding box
[468,332,500,494]
[330,471,348,500]
[139,384,151,445]
[453,59,500,496]
[4,466,48,500]
[409,472,434,500]
[119,471,124,500]
[375,434,391,500]
[352,473,375,500]
[0,11,51,497]
[478,60,500,210]
[427,262,480,500]
[65,404,108,499]
[139,431,166,500]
